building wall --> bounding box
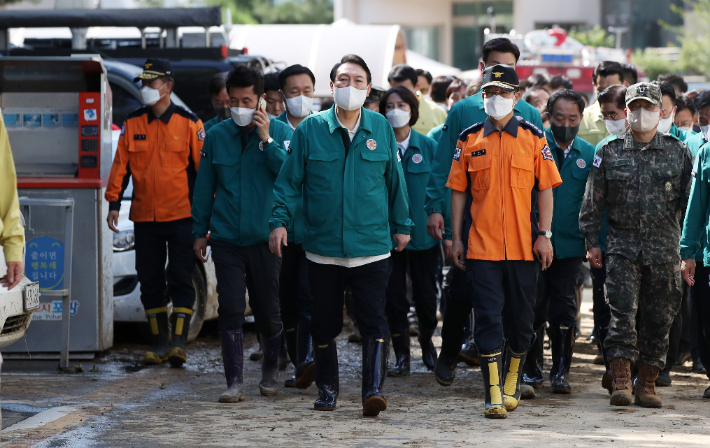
[513,0,601,34]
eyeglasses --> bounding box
[483,89,514,97]
[627,102,660,112]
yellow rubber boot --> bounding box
[167,307,193,367]
[503,346,528,411]
[480,349,507,419]
[143,307,169,365]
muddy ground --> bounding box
[2,290,710,447]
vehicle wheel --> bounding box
[187,264,207,342]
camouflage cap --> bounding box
[625,82,661,106]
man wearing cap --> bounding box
[106,58,205,367]
[580,82,693,408]
[448,65,562,419]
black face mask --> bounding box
[550,123,579,144]
[216,107,231,121]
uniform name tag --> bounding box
[453,147,462,161]
[471,149,486,157]
[134,134,147,140]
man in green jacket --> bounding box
[269,54,412,418]
[425,37,544,387]
[192,65,292,404]
[522,89,596,395]
[679,90,710,400]
[203,72,230,132]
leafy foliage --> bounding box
[207,0,333,25]
[569,25,615,48]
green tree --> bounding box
[207,0,333,25]
[671,0,710,75]
[631,49,678,81]
[569,25,615,48]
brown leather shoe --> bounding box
[635,364,662,408]
[609,358,632,406]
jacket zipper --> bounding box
[500,131,506,260]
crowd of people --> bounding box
[100,36,710,419]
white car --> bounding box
[0,248,40,348]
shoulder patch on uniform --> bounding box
[453,147,462,161]
[593,155,603,168]
[174,106,200,122]
[126,106,150,120]
[519,119,544,138]
[542,144,554,161]
[197,128,206,141]
[458,121,485,142]
[120,125,125,136]
[442,125,448,131]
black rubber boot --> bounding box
[259,325,282,396]
[314,340,339,411]
[434,328,460,386]
[502,344,529,411]
[458,311,480,366]
[218,330,244,403]
[278,332,289,371]
[550,321,575,394]
[480,346,507,419]
[656,367,672,387]
[250,333,264,361]
[418,329,438,371]
[522,325,545,389]
[283,325,298,388]
[597,325,613,393]
[167,307,192,367]
[387,329,411,377]
[362,337,388,417]
[295,318,316,389]
[143,308,170,365]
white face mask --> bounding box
[385,108,411,129]
[230,107,255,127]
[483,95,515,120]
[333,86,368,111]
[657,112,675,134]
[628,108,661,133]
[141,83,167,106]
[680,126,694,133]
[701,125,710,141]
[605,118,627,137]
[285,95,313,118]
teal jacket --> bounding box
[680,140,710,263]
[425,91,544,214]
[546,129,596,259]
[426,124,444,143]
[685,132,706,158]
[274,110,308,243]
[425,125,452,240]
[399,130,440,250]
[670,124,695,146]
[204,115,221,132]
[192,118,291,246]
[270,107,413,258]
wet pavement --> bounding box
[3,291,710,447]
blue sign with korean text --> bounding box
[25,237,65,290]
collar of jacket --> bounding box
[483,115,519,137]
[623,131,665,149]
[325,106,372,135]
[147,101,176,124]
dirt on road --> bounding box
[3,296,710,447]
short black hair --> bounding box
[549,75,573,90]
[330,54,372,85]
[597,84,627,110]
[528,73,550,89]
[652,80,676,104]
[676,94,696,116]
[264,72,280,93]
[694,90,710,112]
[415,69,432,85]
[388,64,418,89]
[208,72,228,97]
[278,64,316,91]
[622,64,638,85]
[226,64,265,97]
[379,86,420,127]
[481,37,521,64]
[658,73,688,93]
[430,76,455,103]
[320,98,334,111]
[547,89,585,116]
[592,61,624,86]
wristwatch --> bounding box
[259,137,273,151]
[538,229,552,239]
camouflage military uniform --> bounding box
[579,131,693,369]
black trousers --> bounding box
[466,259,538,353]
[308,259,390,344]
[591,252,611,332]
[134,218,195,311]
[440,266,473,348]
[534,257,584,329]
[210,239,282,336]
[279,243,314,330]
[692,264,710,379]
[385,247,439,335]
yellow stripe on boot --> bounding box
[485,355,507,418]
[504,356,521,411]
